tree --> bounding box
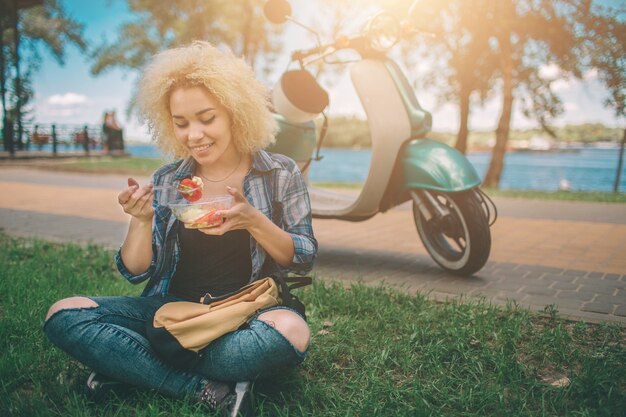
[1,0,86,149]
[483,0,586,188]
[579,3,625,191]
[90,0,283,78]
[405,0,498,154]
[312,0,499,155]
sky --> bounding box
[28,0,624,142]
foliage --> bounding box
[1,234,624,416]
[1,0,86,140]
[479,0,588,188]
[396,0,499,154]
[579,3,626,119]
[90,0,283,78]
[321,120,623,149]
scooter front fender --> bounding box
[402,138,481,192]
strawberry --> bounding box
[178,177,203,202]
[192,210,223,227]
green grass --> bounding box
[9,156,166,176]
[482,188,626,203]
[1,234,624,416]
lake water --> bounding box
[126,144,626,192]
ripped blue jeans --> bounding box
[43,295,307,399]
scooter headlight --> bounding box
[365,12,401,52]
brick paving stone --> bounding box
[450,278,490,288]
[491,280,524,292]
[579,285,616,296]
[605,273,621,281]
[523,296,583,311]
[577,278,626,289]
[492,262,519,270]
[516,265,564,274]
[411,274,446,283]
[615,305,626,317]
[556,290,595,302]
[424,267,446,276]
[486,269,528,278]
[586,272,605,279]
[592,295,626,306]
[489,290,527,302]
[525,271,545,280]
[563,269,588,277]
[592,294,625,305]
[429,279,487,294]
[479,262,497,271]
[523,285,558,297]
[543,273,579,282]
[581,303,614,315]
[552,281,580,291]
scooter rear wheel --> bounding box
[413,189,491,276]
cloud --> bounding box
[538,63,576,92]
[564,102,579,111]
[47,92,88,106]
[539,63,561,80]
[583,68,598,80]
[551,78,574,92]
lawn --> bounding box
[0,234,624,416]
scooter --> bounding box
[264,0,497,275]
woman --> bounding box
[102,110,125,152]
[43,41,317,416]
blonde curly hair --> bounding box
[136,41,277,158]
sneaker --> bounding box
[199,380,253,417]
[85,371,129,401]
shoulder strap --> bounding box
[282,275,312,290]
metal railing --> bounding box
[0,122,122,157]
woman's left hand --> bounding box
[196,186,261,235]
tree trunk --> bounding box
[455,85,471,154]
[614,127,626,192]
[12,1,23,150]
[0,16,9,154]
[240,0,254,68]
[484,35,514,189]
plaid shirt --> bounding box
[115,150,317,296]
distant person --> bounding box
[43,41,317,416]
[102,110,125,153]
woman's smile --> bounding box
[190,141,215,153]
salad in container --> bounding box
[153,177,233,228]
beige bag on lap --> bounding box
[146,277,281,368]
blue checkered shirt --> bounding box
[115,150,317,296]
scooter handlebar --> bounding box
[290,36,354,62]
[292,34,371,63]
[291,44,331,61]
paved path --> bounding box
[1,167,625,325]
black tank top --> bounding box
[169,224,252,302]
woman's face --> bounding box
[169,86,235,165]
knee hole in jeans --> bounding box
[45,296,99,322]
[257,309,310,352]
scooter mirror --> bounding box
[264,0,292,24]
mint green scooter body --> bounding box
[383,60,481,193]
[266,114,316,163]
[267,60,482,197]
[401,139,481,192]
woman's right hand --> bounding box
[118,178,154,223]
